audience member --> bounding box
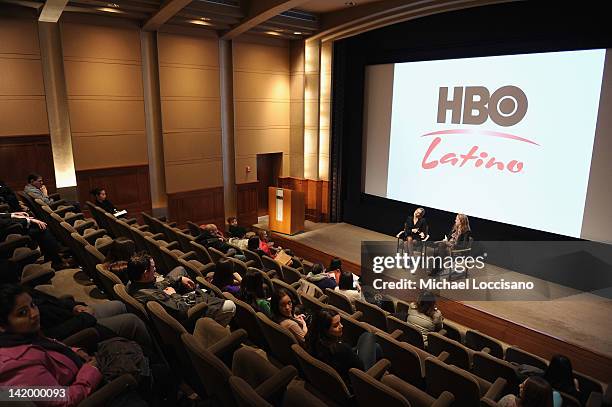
[258,230,278,257]
[126,252,235,326]
[211,259,241,295]
[91,188,123,216]
[247,236,267,258]
[102,238,135,284]
[0,211,68,271]
[23,173,54,205]
[334,270,362,303]
[271,288,307,344]
[305,263,336,291]
[0,180,23,212]
[28,286,152,353]
[238,270,271,316]
[227,216,247,239]
[328,258,343,284]
[306,308,382,387]
[195,224,233,254]
[498,376,554,407]
[544,354,580,407]
[406,290,443,344]
[0,284,103,406]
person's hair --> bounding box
[0,284,27,326]
[415,207,425,218]
[258,229,268,242]
[544,354,576,393]
[247,237,260,251]
[127,252,153,282]
[27,173,41,184]
[520,376,554,407]
[416,290,437,317]
[270,288,295,322]
[90,188,105,198]
[212,260,235,289]
[227,217,237,224]
[306,308,339,355]
[338,271,354,290]
[239,270,267,307]
[310,263,324,275]
[452,213,471,236]
[328,258,342,272]
[104,238,135,264]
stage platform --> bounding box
[256,216,612,381]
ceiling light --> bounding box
[189,19,212,26]
[345,1,356,5]
[97,7,122,13]
[107,3,119,7]
[293,32,302,35]
[266,31,282,36]
[200,17,211,21]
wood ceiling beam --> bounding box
[142,0,193,31]
[221,0,308,40]
[38,0,69,22]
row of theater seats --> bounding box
[21,195,610,407]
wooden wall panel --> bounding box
[289,40,305,178]
[61,22,147,171]
[0,135,56,193]
[279,177,329,222]
[233,38,291,184]
[0,18,49,137]
[158,32,222,195]
[76,165,151,218]
[167,187,224,228]
[236,182,259,227]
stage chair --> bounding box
[472,351,520,396]
[190,240,215,265]
[465,330,504,359]
[262,255,282,277]
[113,284,149,323]
[299,292,326,315]
[223,292,269,350]
[228,256,249,277]
[129,226,164,252]
[143,235,179,275]
[354,298,390,331]
[441,320,463,343]
[425,356,507,407]
[256,312,301,368]
[244,248,265,270]
[271,278,302,304]
[504,346,548,371]
[281,263,302,284]
[178,257,215,280]
[375,331,428,388]
[95,264,123,300]
[209,246,228,264]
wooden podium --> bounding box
[268,187,305,235]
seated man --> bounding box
[0,211,68,270]
[23,173,54,205]
[195,223,232,254]
[126,252,235,327]
[227,217,247,239]
[27,287,152,354]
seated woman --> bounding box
[258,230,278,257]
[406,290,443,344]
[91,188,124,216]
[439,213,472,255]
[211,259,241,295]
[102,238,135,284]
[271,288,308,344]
[498,376,554,407]
[238,270,271,316]
[307,308,382,387]
[544,355,581,407]
[0,284,103,406]
[400,207,428,256]
[305,263,337,291]
[334,271,362,303]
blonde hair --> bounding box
[415,208,425,218]
[452,213,470,237]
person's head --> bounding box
[27,173,43,189]
[258,229,269,242]
[416,290,437,317]
[310,263,324,275]
[0,284,40,335]
[328,258,342,272]
[248,237,260,251]
[454,213,470,233]
[127,252,155,283]
[338,271,354,290]
[91,188,107,202]
[308,308,343,347]
[544,354,575,392]
[414,207,425,219]
[104,238,135,264]
[227,217,238,226]
[519,376,553,407]
[271,288,295,320]
[240,270,267,302]
[212,259,235,289]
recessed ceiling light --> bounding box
[266,31,282,36]
[200,17,211,21]
[345,1,356,6]
[189,19,211,26]
[293,31,302,35]
[97,6,122,12]
[107,2,119,7]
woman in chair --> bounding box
[437,213,471,257]
[271,288,308,344]
[402,207,428,256]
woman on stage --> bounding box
[403,207,428,256]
